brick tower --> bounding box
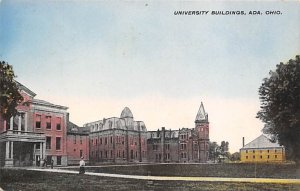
[195,102,209,162]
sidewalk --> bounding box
[29,168,300,185]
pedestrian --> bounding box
[44,158,47,168]
[79,157,85,174]
[37,156,40,167]
[51,159,54,169]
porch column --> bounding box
[10,117,13,130]
[5,141,14,167]
[11,142,14,159]
[5,141,9,159]
[43,142,46,159]
[18,115,21,134]
[40,143,43,159]
[24,112,28,132]
[4,120,6,131]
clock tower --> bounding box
[195,102,209,162]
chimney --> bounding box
[242,137,245,147]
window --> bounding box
[166,144,170,150]
[153,145,158,151]
[253,150,255,153]
[80,150,83,157]
[253,155,255,159]
[46,116,51,129]
[36,143,40,150]
[56,117,61,130]
[56,137,61,150]
[105,137,107,145]
[110,136,113,144]
[36,115,41,129]
[100,138,102,145]
[275,149,277,153]
[46,137,51,149]
[246,150,248,153]
[246,156,248,159]
[57,156,62,165]
[268,155,270,159]
[268,150,270,153]
[260,155,262,159]
[275,155,277,158]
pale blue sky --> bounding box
[1,0,299,152]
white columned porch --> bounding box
[43,142,46,159]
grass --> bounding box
[82,163,300,179]
[0,163,300,191]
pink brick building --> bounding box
[147,102,209,163]
[84,107,147,164]
[66,119,90,165]
[0,82,69,167]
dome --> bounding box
[120,107,133,118]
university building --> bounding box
[0,82,69,167]
[0,81,209,166]
[147,102,210,163]
[66,118,90,165]
[240,134,286,163]
[83,107,148,164]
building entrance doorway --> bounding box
[13,142,34,167]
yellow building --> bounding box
[240,135,285,163]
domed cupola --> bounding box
[120,107,133,118]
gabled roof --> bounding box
[67,121,90,135]
[242,134,283,149]
[195,102,208,122]
[15,81,36,97]
[32,99,68,110]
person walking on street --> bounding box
[79,157,85,174]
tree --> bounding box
[257,55,300,164]
[220,141,229,153]
[230,152,240,161]
[208,141,219,162]
[0,61,23,122]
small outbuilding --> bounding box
[240,134,285,163]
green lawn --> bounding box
[0,164,300,191]
[0,167,299,191]
[83,163,300,179]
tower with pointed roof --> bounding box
[195,102,209,162]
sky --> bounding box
[0,0,299,152]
